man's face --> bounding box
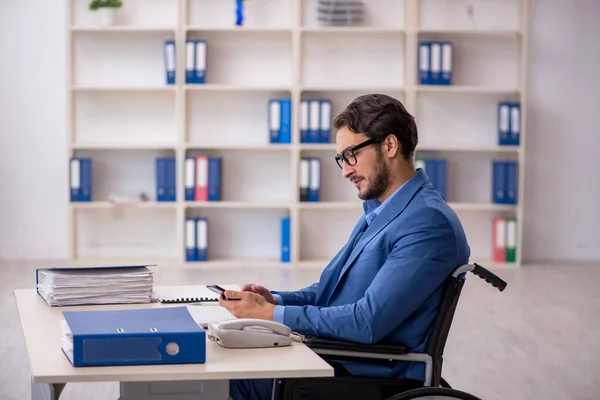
[335,127,391,201]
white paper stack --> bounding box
[36,266,154,307]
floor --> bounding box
[1,260,599,400]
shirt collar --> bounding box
[362,181,406,226]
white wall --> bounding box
[0,0,598,263]
[522,0,600,263]
[0,0,67,260]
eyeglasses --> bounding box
[334,138,381,169]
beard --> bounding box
[357,150,391,200]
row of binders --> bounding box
[415,158,447,201]
[185,216,291,262]
[299,158,321,202]
[185,156,222,202]
[419,41,453,85]
[498,102,521,146]
[300,99,333,143]
[164,40,207,84]
[269,98,334,144]
[492,160,518,205]
[492,217,517,263]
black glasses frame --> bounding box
[335,137,381,169]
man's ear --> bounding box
[384,134,400,158]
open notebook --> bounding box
[153,285,239,327]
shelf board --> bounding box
[72,142,177,150]
[301,85,404,92]
[416,85,519,94]
[185,201,290,209]
[185,259,290,268]
[301,27,405,34]
[299,202,361,210]
[448,202,518,211]
[72,85,176,93]
[417,145,521,153]
[185,143,291,151]
[185,84,291,92]
[186,26,291,33]
[71,26,176,33]
[416,28,520,37]
[70,202,178,209]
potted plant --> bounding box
[89,0,123,26]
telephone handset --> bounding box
[207,318,303,348]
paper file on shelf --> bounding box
[36,265,154,307]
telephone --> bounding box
[207,319,303,349]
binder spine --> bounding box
[309,100,320,143]
[70,158,81,202]
[281,216,290,263]
[300,99,309,143]
[269,99,280,143]
[308,158,321,202]
[418,41,430,85]
[492,160,506,204]
[80,157,92,202]
[185,39,195,84]
[319,99,332,143]
[279,98,292,144]
[185,218,196,261]
[196,217,208,261]
[441,41,453,85]
[509,102,521,145]
[207,157,222,201]
[194,40,206,84]
[164,40,176,85]
[498,102,511,146]
[167,157,176,201]
[72,332,206,366]
[185,157,196,202]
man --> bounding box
[220,93,471,400]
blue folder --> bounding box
[61,306,206,367]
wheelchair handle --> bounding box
[472,263,507,292]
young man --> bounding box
[220,94,471,400]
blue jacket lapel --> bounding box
[315,216,368,306]
[326,169,430,304]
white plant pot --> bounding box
[97,7,116,26]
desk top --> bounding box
[14,286,333,384]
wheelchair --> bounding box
[272,263,507,400]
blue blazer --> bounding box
[272,168,470,382]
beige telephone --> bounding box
[207,319,303,348]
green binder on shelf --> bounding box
[506,217,517,263]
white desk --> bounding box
[14,287,334,400]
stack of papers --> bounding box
[36,266,154,306]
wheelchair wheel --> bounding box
[384,387,483,400]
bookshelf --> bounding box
[66,0,528,268]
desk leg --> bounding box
[118,380,229,400]
[31,379,66,400]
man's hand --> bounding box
[219,290,276,321]
[241,283,278,305]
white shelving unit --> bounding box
[66,0,528,268]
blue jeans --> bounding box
[229,378,274,400]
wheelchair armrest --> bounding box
[303,336,409,356]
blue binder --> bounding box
[185,39,195,84]
[505,161,518,204]
[509,102,521,145]
[164,40,176,85]
[70,157,92,202]
[319,99,332,143]
[418,41,431,85]
[492,160,507,204]
[185,218,197,261]
[61,307,206,367]
[207,157,222,201]
[300,99,310,143]
[269,99,280,143]
[185,157,196,201]
[497,102,511,145]
[281,216,290,263]
[440,42,453,85]
[166,157,176,201]
[156,158,167,202]
[279,98,292,144]
[193,40,207,84]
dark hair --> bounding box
[333,93,418,160]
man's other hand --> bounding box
[219,290,275,321]
[240,284,278,305]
